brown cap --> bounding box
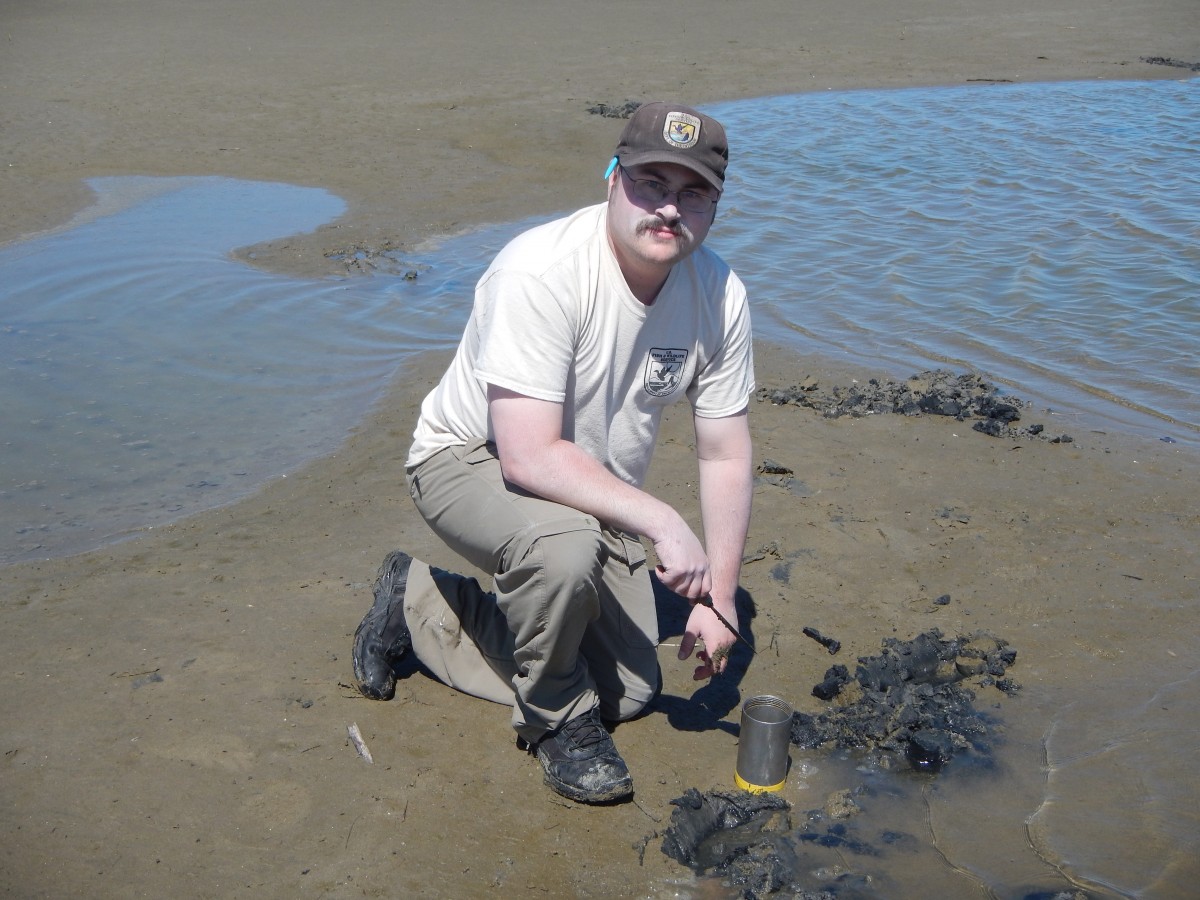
[614,101,728,193]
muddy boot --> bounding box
[352,550,413,700]
[529,707,633,804]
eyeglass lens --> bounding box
[622,169,716,213]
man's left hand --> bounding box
[678,600,737,679]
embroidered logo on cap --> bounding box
[662,111,701,149]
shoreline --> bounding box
[11,66,1198,281]
[4,0,1197,272]
[3,0,1198,895]
[4,334,1195,572]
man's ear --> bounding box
[606,171,624,204]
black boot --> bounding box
[352,551,413,700]
[530,708,633,804]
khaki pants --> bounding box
[405,439,661,743]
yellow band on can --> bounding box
[734,770,786,794]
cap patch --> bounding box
[663,111,701,150]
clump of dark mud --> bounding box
[658,787,901,899]
[657,783,1092,898]
[585,100,643,118]
[793,629,1018,772]
[323,240,426,278]
[660,788,840,900]
[1140,55,1200,71]
[661,788,790,871]
[756,370,1073,443]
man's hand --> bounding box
[678,597,738,679]
[650,523,711,601]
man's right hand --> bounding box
[651,526,711,602]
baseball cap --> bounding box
[613,101,728,193]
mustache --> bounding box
[636,217,691,240]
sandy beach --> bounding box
[2,0,1198,896]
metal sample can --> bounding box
[734,694,793,793]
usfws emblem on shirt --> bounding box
[645,347,688,397]
[663,111,701,149]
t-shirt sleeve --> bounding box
[473,268,576,403]
[687,271,756,417]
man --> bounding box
[351,101,755,804]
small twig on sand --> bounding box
[633,796,662,823]
[347,722,374,764]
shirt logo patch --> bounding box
[644,347,688,397]
[663,112,701,149]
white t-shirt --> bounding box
[407,202,755,488]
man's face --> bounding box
[605,162,719,280]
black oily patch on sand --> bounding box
[660,788,791,870]
[659,789,801,898]
[653,631,1024,898]
[756,369,1074,443]
[795,629,1018,772]
[656,788,881,900]
[585,100,643,119]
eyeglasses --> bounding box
[618,166,719,215]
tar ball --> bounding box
[906,730,955,772]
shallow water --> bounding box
[1026,668,1200,896]
[0,176,502,564]
[709,79,1200,443]
[1,80,1197,897]
[2,81,1196,566]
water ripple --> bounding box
[0,177,498,563]
[1027,669,1200,897]
[709,80,1200,438]
[2,81,1196,564]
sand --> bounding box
[2,0,1198,896]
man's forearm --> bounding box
[488,386,678,540]
[698,452,753,605]
[489,387,727,599]
[501,435,678,541]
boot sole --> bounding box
[542,770,633,804]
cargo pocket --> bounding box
[459,438,497,466]
[602,529,657,650]
[603,529,648,574]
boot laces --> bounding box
[560,709,608,751]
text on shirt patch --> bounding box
[644,347,688,397]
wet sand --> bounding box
[2,0,1198,896]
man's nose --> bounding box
[655,198,682,221]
